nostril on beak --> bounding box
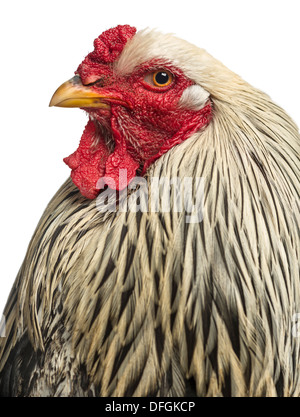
[71,75,82,85]
[83,78,105,88]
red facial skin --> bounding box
[64,26,212,199]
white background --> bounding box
[0,0,299,314]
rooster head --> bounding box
[50,25,212,199]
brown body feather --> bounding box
[0,29,299,396]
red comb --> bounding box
[91,25,136,63]
[79,25,136,67]
[77,25,136,83]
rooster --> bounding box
[0,25,299,397]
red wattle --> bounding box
[63,117,139,199]
[103,115,139,190]
[63,120,110,199]
[64,103,212,199]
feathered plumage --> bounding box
[0,26,299,397]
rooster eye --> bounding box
[143,70,174,89]
[153,71,172,87]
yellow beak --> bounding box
[49,75,111,109]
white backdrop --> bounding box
[0,0,299,314]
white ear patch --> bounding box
[178,85,210,110]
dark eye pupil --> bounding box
[155,72,169,85]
